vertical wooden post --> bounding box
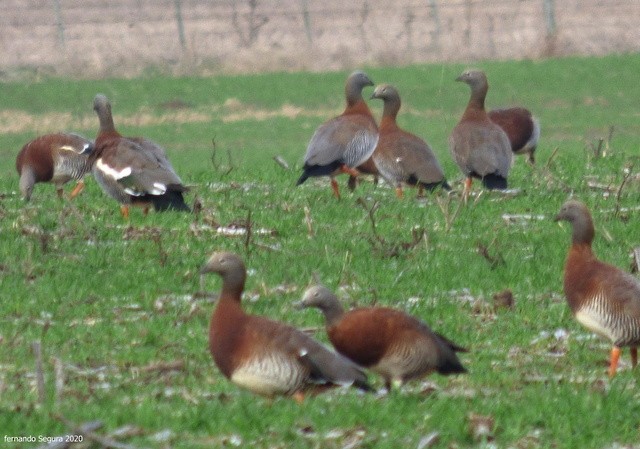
[542,0,557,56]
[53,0,65,49]
[174,0,186,49]
[543,0,556,36]
[300,0,313,44]
[427,0,441,51]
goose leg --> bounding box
[293,391,305,404]
[330,178,341,199]
[608,346,621,377]
[120,205,130,220]
[69,180,85,199]
[339,164,360,178]
[631,347,638,369]
[395,186,404,199]
[463,177,473,204]
[347,175,358,192]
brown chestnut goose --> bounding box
[200,252,371,399]
[296,285,467,390]
[488,107,540,164]
[16,133,93,201]
[556,200,640,377]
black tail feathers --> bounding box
[151,190,191,212]
[481,173,507,190]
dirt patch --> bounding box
[0,110,210,135]
[0,102,335,135]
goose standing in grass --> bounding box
[556,200,640,377]
[297,71,378,199]
[370,83,450,198]
[90,94,190,218]
[16,133,93,201]
[488,107,540,164]
[449,70,512,201]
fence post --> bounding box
[427,0,441,51]
[543,0,556,35]
[53,0,65,49]
[542,0,557,56]
[299,0,313,44]
[174,0,186,49]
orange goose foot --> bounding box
[293,391,305,404]
[69,180,85,199]
[609,346,621,377]
[330,178,341,199]
[395,186,404,199]
[463,177,472,204]
[120,205,130,220]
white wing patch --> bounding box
[58,145,77,153]
[96,158,132,180]
[123,187,143,196]
[151,182,167,195]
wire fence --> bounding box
[1,0,638,78]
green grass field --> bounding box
[2,54,640,448]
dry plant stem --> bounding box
[32,340,46,404]
[435,194,463,232]
[53,357,64,409]
[544,146,560,169]
[210,137,234,176]
[605,125,615,156]
[272,155,289,170]
[151,234,168,267]
[476,240,505,269]
[244,209,252,251]
[592,138,604,158]
[138,360,185,373]
[356,197,381,240]
[303,206,314,237]
[614,164,634,217]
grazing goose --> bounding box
[295,285,467,390]
[16,133,93,201]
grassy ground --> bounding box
[2,54,640,448]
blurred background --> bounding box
[2,0,638,79]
